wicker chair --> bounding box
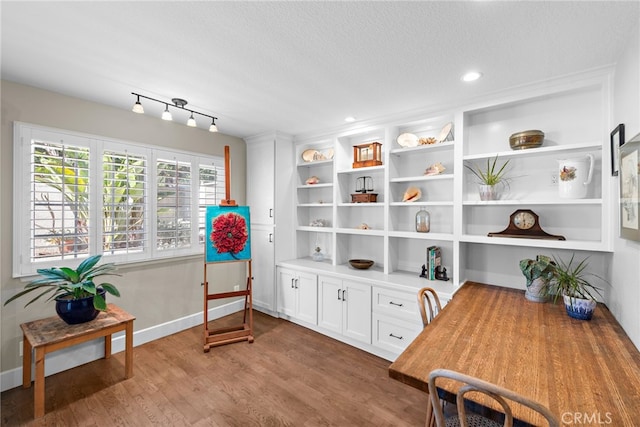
[427,369,560,427]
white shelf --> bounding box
[463,141,602,161]
[298,203,334,207]
[390,174,454,183]
[462,198,602,206]
[389,201,454,207]
[388,231,454,241]
[297,183,333,189]
[335,228,385,236]
[337,202,384,208]
[389,141,455,156]
[297,226,333,233]
[460,234,611,252]
[297,159,333,168]
[337,165,385,175]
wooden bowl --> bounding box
[349,259,374,269]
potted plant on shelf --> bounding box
[519,255,555,302]
[465,155,510,200]
[547,254,604,320]
[4,255,121,325]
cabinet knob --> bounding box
[295,278,299,289]
[291,278,295,288]
[268,233,273,243]
[389,301,403,307]
[269,208,273,218]
[337,289,342,301]
[389,333,403,340]
[342,289,346,301]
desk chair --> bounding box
[418,287,443,427]
[427,369,560,427]
[418,287,442,328]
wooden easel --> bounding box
[203,146,254,352]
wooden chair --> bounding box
[417,287,442,328]
[427,368,560,427]
[418,287,443,427]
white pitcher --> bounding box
[558,154,594,199]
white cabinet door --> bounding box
[318,276,371,345]
[342,280,371,344]
[318,275,343,334]
[276,267,317,324]
[277,268,296,317]
[246,137,275,225]
[251,226,275,312]
[295,271,318,325]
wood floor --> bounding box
[2,311,427,426]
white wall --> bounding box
[609,15,640,350]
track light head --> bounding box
[162,104,172,121]
[209,118,218,133]
[132,95,144,114]
[187,113,197,127]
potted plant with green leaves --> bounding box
[547,254,604,320]
[4,255,121,325]
[519,255,555,302]
[465,155,510,201]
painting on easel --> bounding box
[205,205,251,263]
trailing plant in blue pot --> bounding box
[4,255,121,324]
[547,254,604,321]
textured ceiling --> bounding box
[2,1,638,139]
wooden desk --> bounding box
[389,282,640,425]
[21,304,135,419]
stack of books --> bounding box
[426,246,441,280]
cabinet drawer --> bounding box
[372,313,422,355]
[372,287,420,322]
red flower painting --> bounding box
[210,212,248,257]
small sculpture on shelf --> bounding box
[305,176,320,185]
[424,162,446,176]
[351,176,378,203]
[435,266,450,281]
[403,186,422,202]
[310,219,327,227]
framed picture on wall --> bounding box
[619,132,640,241]
[205,205,252,262]
[610,124,625,176]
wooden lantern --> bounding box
[352,142,382,168]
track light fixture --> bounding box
[131,92,219,132]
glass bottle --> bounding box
[415,208,430,233]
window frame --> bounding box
[13,122,225,277]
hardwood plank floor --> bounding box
[2,311,427,426]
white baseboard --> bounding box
[0,300,244,392]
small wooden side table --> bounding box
[20,303,135,418]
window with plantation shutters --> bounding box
[13,122,226,277]
[198,161,225,244]
[103,151,147,255]
[30,139,90,261]
[156,158,192,250]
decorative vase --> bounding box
[415,208,430,232]
[478,184,498,201]
[563,294,597,320]
[525,278,549,303]
[55,288,106,325]
[312,247,324,262]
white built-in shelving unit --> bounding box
[272,69,614,360]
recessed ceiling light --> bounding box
[345,116,356,122]
[461,71,483,82]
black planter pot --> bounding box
[55,288,106,325]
